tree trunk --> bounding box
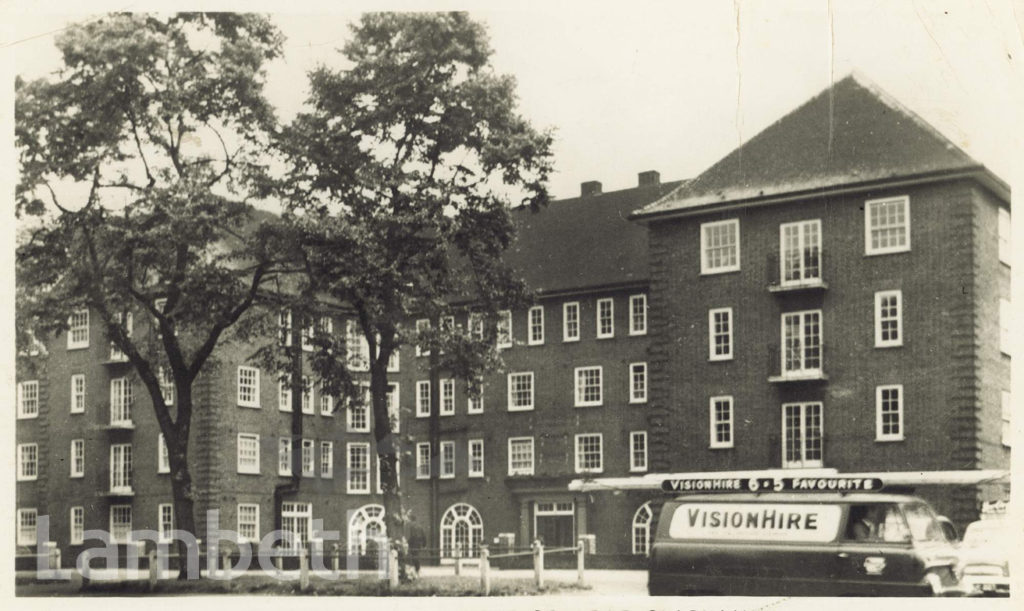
[371,358,407,582]
[168,442,197,580]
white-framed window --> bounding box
[440,441,456,479]
[440,378,455,416]
[468,439,484,477]
[709,396,734,449]
[237,433,260,474]
[528,306,544,345]
[280,502,311,552]
[278,378,292,412]
[237,366,260,408]
[507,437,534,476]
[346,320,370,371]
[17,443,38,481]
[507,372,535,411]
[467,380,484,414]
[237,504,259,542]
[319,385,334,416]
[574,433,603,473]
[874,290,902,348]
[158,433,170,474]
[415,319,430,357]
[416,380,430,417]
[278,437,292,476]
[71,438,85,477]
[629,362,648,404]
[348,383,370,432]
[110,377,133,425]
[1002,391,1012,447]
[999,207,1011,265]
[439,503,484,559]
[17,380,39,419]
[70,507,84,545]
[301,439,315,477]
[630,431,648,472]
[574,366,603,407]
[708,307,733,361]
[387,382,400,432]
[780,219,822,284]
[416,442,431,479]
[70,374,85,414]
[278,309,293,347]
[865,195,910,255]
[67,309,89,349]
[109,505,132,544]
[376,456,399,493]
[109,311,133,361]
[17,508,38,546]
[876,385,904,441]
[109,443,132,492]
[348,503,388,554]
[468,312,484,341]
[632,503,652,556]
[497,310,512,348]
[1000,298,1011,355]
[440,315,455,355]
[782,402,823,468]
[563,302,580,342]
[629,294,647,336]
[158,366,174,405]
[347,443,370,494]
[781,310,823,376]
[701,219,740,274]
[320,441,333,478]
[301,376,314,414]
[596,298,614,338]
[158,503,174,543]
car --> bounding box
[957,519,1010,597]
[648,477,962,596]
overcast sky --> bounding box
[4,0,1024,201]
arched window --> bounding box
[440,503,483,558]
[348,504,386,555]
[632,502,653,556]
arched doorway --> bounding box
[348,504,386,555]
[632,502,653,556]
[440,502,483,558]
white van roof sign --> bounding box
[661,477,884,494]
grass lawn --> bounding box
[17,573,591,597]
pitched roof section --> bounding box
[636,74,989,218]
[507,180,685,294]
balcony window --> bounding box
[780,220,821,285]
[782,402,823,468]
[781,310,822,377]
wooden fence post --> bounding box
[148,550,158,588]
[480,545,490,596]
[532,540,544,589]
[299,546,310,591]
[388,548,400,588]
[576,539,585,586]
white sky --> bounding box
[4,0,1024,200]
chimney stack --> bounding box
[581,181,602,197]
[638,170,660,187]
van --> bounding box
[648,478,961,596]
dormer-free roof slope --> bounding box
[635,73,1006,219]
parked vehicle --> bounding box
[648,477,961,596]
[957,518,1010,597]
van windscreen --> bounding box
[668,503,842,542]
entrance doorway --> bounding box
[534,501,574,547]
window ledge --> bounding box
[769,279,828,293]
[768,371,828,383]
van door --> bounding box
[832,503,926,595]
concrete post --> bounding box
[299,546,310,591]
[576,539,585,587]
[480,545,490,596]
[532,540,544,589]
[221,551,231,578]
[148,550,158,587]
[388,548,400,588]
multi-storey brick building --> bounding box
[631,74,1010,526]
[15,171,682,565]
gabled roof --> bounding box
[635,73,1006,219]
[507,179,685,294]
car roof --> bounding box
[668,492,925,504]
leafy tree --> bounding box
[15,13,288,576]
[277,12,553,575]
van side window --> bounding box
[846,504,910,542]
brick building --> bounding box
[631,74,1010,526]
[15,74,1010,567]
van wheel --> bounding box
[924,570,948,596]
